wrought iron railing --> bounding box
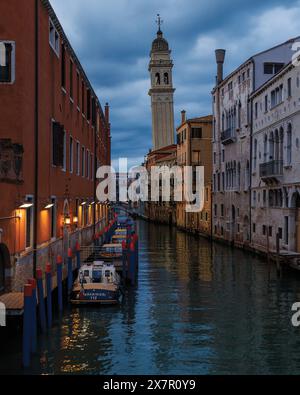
[221,128,236,143]
[260,160,283,178]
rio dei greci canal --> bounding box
[2,220,300,375]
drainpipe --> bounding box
[33,0,39,277]
[93,112,97,237]
[249,60,255,246]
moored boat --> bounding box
[70,261,121,305]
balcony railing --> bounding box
[260,160,283,180]
[221,128,236,145]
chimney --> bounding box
[105,102,110,125]
[181,110,186,124]
[215,49,226,84]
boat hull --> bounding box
[70,288,120,305]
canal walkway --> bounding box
[1,220,300,375]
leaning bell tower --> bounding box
[149,15,175,151]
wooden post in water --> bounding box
[56,255,63,313]
[46,263,52,329]
[67,248,73,295]
[36,269,46,333]
[122,240,127,283]
[22,284,33,368]
[28,279,37,353]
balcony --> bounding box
[260,160,283,182]
[221,128,236,145]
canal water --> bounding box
[2,220,300,375]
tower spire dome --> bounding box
[156,13,163,34]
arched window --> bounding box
[164,73,169,85]
[155,73,160,85]
[279,127,284,162]
[237,162,241,189]
[233,161,237,188]
[264,134,268,162]
[287,123,292,165]
[275,129,279,161]
[245,160,250,189]
[269,131,274,161]
[238,101,241,129]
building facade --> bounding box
[212,38,299,248]
[144,144,177,225]
[251,61,300,255]
[0,0,111,292]
[176,112,213,238]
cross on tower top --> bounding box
[156,14,163,32]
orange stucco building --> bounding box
[0,0,111,292]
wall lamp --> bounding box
[19,203,34,209]
[44,203,54,209]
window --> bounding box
[61,44,66,89]
[191,128,202,139]
[253,191,257,206]
[213,152,216,165]
[221,204,224,217]
[287,124,292,165]
[87,89,91,121]
[50,197,57,239]
[86,150,90,178]
[264,95,268,112]
[262,225,266,236]
[214,204,217,216]
[62,130,67,171]
[52,121,64,167]
[77,72,80,108]
[92,97,96,127]
[253,223,256,233]
[278,228,283,240]
[81,146,85,177]
[270,85,283,108]
[76,141,80,175]
[70,60,74,100]
[49,19,59,56]
[288,77,292,98]
[247,69,250,78]
[192,151,201,164]
[25,197,34,249]
[69,136,73,173]
[222,149,225,162]
[263,190,266,205]
[264,63,284,75]
[255,102,258,119]
[82,81,85,115]
[269,226,273,237]
[164,73,169,85]
[0,41,15,83]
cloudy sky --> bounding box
[51,0,300,168]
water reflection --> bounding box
[2,220,300,375]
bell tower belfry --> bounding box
[149,15,175,150]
